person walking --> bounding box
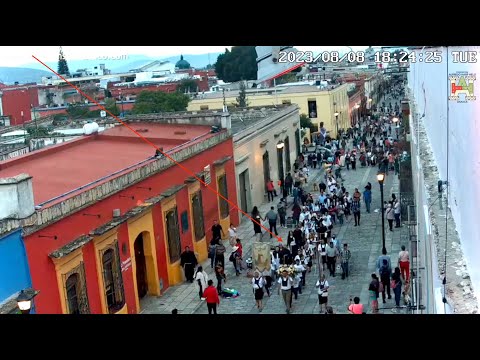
[352,199,361,226]
[229,245,241,276]
[340,243,351,279]
[277,269,294,314]
[266,179,275,202]
[379,259,392,303]
[386,203,394,231]
[179,246,198,283]
[251,206,265,241]
[391,267,403,312]
[398,245,410,282]
[316,274,329,313]
[394,199,401,228]
[194,266,209,300]
[214,262,226,294]
[228,223,237,247]
[266,206,279,238]
[277,200,287,228]
[326,240,339,276]
[203,279,220,314]
[369,273,380,313]
[215,242,226,267]
[252,271,265,311]
[363,186,372,213]
[211,220,224,242]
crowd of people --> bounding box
[181,80,412,314]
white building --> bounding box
[408,46,480,313]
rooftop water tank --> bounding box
[83,121,99,135]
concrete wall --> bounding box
[187,85,349,138]
[0,174,34,220]
[233,107,300,217]
[0,229,32,304]
[0,146,29,161]
[408,46,480,308]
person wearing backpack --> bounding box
[379,259,392,303]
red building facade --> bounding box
[1,118,238,314]
[0,85,40,125]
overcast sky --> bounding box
[0,46,368,68]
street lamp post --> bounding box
[377,172,386,254]
[334,112,339,139]
[16,289,40,314]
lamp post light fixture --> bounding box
[17,289,40,314]
[276,141,285,149]
[377,172,387,254]
[334,112,339,139]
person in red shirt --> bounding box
[203,280,220,314]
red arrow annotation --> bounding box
[32,55,283,243]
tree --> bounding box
[235,81,248,107]
[177,79,198,94]
[300,113,314,130]
[67,104,89,119]
[57,46,71,77]
[104,98,120,116]
[132,91,190,114]
[214,46,258,82]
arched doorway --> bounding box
[134,233,148,299]
[294,129,301,158]
[262,151,270,192]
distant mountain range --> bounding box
[0,67,52,85]
[0,53,222,85]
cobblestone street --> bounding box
[141,127,411,314]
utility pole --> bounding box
[222,88,227,113]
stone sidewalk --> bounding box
[140,165,325,314]
[141,138,411,315]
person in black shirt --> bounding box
[211,220,224,242]
[180,246,198,282]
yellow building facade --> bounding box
[188,84,350,138]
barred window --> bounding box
[102,242,125,313]
[218,174,229,219]
[191,191,205,241]
[166,207,181,263]
[66,274,80,314]
[63,262,90,314]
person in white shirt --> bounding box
[398,245,410,281]
[252,271,266,311]
[277,270,294,314]
[292,273,302,302]
[228,223,237,247]
[293,259,306,292]
[194,266,209,300]
[316,274,330,312]
[318,239,328,272]
[394,199,401,228]
[299,210,306,224]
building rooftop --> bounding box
[230,106,290,135]
[0,122,214,206]
[198,83,345,100]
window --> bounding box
[191,191,205,241]
[181,211,189,233]
[200,105,209,110]
[102,242,125,313]
[63,262,90,314]
[66,274,80,314]
[308,100,317,118]
[166,207,181,263]
[218,174,229,219]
